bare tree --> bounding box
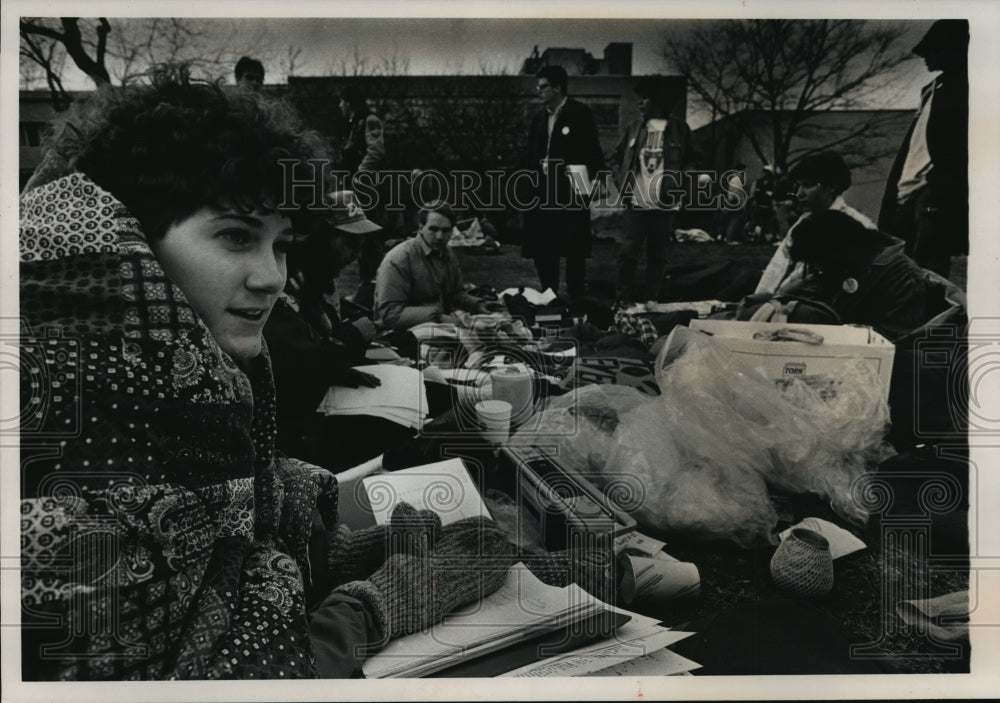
[663,19,912,171]
[420,70,530,171]
[19,28,71,109]
[20,18,112,108]
[281,45,304,79]
[327,43,410,77]
[20,17,272,108]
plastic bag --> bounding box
[654,327,893,526]
[512,326,893,548]
[512,384,779,548]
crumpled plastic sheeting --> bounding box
[512,384,779,548]
[655,327,894,526]
[513,326,893,548]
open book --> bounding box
[361,458,489,526]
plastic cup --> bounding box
[475,400,511,443]
[489,366,534,426]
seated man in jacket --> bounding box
[374,200,495,330]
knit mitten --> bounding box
[336,516,514,644]
[327,502,441,585]
[521,544,618,604]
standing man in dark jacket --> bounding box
[878,19,968,279]
[523,65,605,306]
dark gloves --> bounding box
[521,544,618,604]
[334,516,515,645]
[327,502,441,586]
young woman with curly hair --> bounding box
[19,65,512,681]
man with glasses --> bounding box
[523,65,605,308]
[374,200,495,330]
[754,151,876,296]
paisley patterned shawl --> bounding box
[19,173,337,680]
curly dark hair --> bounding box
[49,64,329,240]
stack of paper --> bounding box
[363,564,618,679]
[317,364,427,428]
[500,607,699,677]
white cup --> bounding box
[475,400,511,443]
[489,366,534,426]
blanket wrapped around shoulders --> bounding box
[19,173,339,680]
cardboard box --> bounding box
[689,320,895,402]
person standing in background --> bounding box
[234,56,265,91]
[879,19,969,279]
[523,65,605,308]
[339,84,389,309]
[611,76,692,301]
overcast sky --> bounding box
[37,16,938,128]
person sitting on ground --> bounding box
[753,151,876,298]
[746,209,964,343]
[264,190,418,471]
[19,65,513,681]
[373,200,499,330]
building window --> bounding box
[20,122,44,147]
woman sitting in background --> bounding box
[19,66,511,681]
[762,209,963,343]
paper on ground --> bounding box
[498,287,557,306]
[365,345,402,362]
[317,364,427,428]
[362,564,605,679]
[614,531,668,559]
[779,517,866,560]
[622,300,726,317]
[499,602,693,678]
[500,625,694,678]
[590,646,702,677]
[362,458,490,527]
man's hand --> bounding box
[477,301,507,315]
[336,368,382,389]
